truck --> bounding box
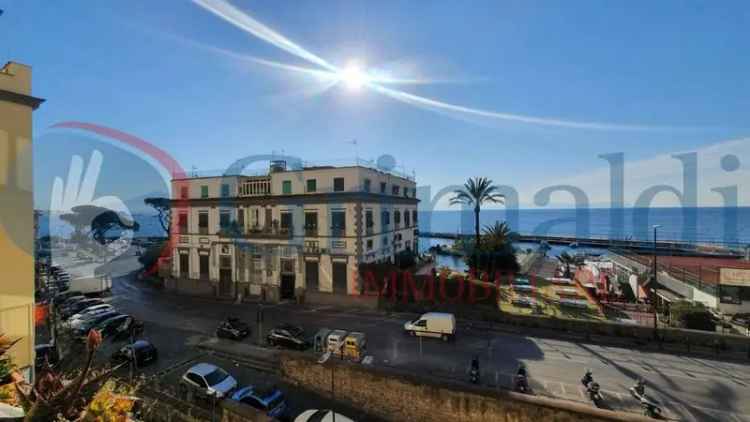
[68,276,112,295]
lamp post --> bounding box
[652,225,661,336]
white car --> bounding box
[403,312,456,341]
[295,409,355,422]
[180,363,238,400]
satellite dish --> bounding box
[376,154,396,171]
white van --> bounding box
[403,312,456,341]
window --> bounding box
[198,211,209,234]
[403,187,409,197]
[219,210,231,228]
[364,178,371,192]
[392,185,400,196]
[382,210,390,226]
[405,211,411,227]
[186,373,206,388]
[221,183,230,197]
[382,236,388,246]
[380,182,387,193]
[331,210,346,236]
[180,186,188,199]
[406,240,411,250]
[237,209,244,228]
[365,210,373,227]
[282,180,292,195]
[200,185,209,198]
[280,212,293,229]
[305,212,318,228]
[394,210,401,225]
[413,210,418,224]
[367,239,373,250]
[306,179,317,193]
[333,177,345,192]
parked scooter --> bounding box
[587,381,604,407]
[629,379,662,419]
[469,356,480,384]
[514,363,531,394]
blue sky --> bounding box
[2,0,749,208]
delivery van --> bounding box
[403,312,456,341]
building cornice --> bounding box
[0,88,45,110]
[170,192,419,207]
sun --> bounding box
[339,62,367,90]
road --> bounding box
[62,247,750,422]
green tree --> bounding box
[482,221,518,249]
[449,177,504,249]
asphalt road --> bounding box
[59,247,750,422]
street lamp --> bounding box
[652,225,661,336]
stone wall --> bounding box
[164,277,215,297]
[139,386,271,422]
[279,354,652,422]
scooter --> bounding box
[581,370,593,388]
[629,381,662,419]
[469,367,480,384]
[514,364,531,394]
[587,382,604,408]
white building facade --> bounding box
[168,163,418,301]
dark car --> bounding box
[231,385,287,419]
[267,324,308,350]
[111,340,158,367]
[97,315,144,340]
[53,291,82,306]
[61,298,103,319]
[75,311,120,336]
[34,344,59,370]
[216,317,250,340]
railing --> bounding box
[198,227,209,235]
[218,225,294,239]
[304,241,321,254]
[365,225,374,236]
[304,226,318,237]
[331,227,346,238]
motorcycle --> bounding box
[469,357,480,384]
[629,380,662,419]
[587,382,604,407]
[514,364,530,394]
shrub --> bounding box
[670,301,716,332]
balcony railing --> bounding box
[198,227,209,235]
[304,226,318,237]
[331,227,346,238]
[365,225,374,236]
[218,225,293,239]
[304,241,321,254]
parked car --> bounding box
[97,315,144,340]
[295,409,355,422]
[110,340,158,367]
[34,344,59,370]
[231,385,287,419]
[267,324,308,350]
[216,317,250,340]
[403,312,456,341]
[61,298,103,319]
[68,304,115,323]
[74,311,120,336]
[180,363,237,400]
[59,295,86,308]
[53,291,82,306]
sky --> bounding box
[2,0,749,208]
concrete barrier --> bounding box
[279,353,653,422]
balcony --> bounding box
[365,225,374,236]
[330,227,346,238]
[218,225,293,239]
[198,227,209,235]
[304,241,321,255]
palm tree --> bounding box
[450,177,504,248]
[482,221,518,249]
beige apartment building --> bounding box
[168,162,418,302]
[0,62,44,380]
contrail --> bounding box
[370,85,663,131]
[193,0,676,131]
[192,0,338,72]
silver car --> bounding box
[180,363,237,400]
